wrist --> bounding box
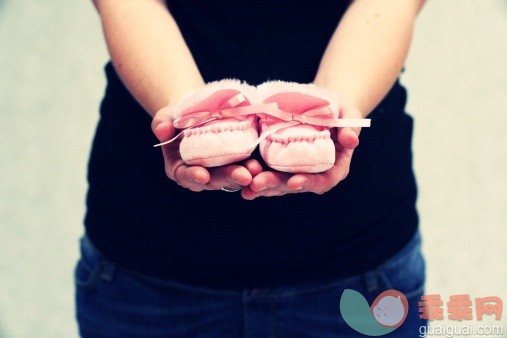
[312,80,365,117]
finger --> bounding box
[287,173,326,195]
[174,165,210,191]
[337,127,359,149]
[241,185,286,200]
[207,165,252,190]
[337,105,363,147]
[287,161,348,195]
[250,171,289,193]
[244,159,263,177]
[228,166,253,186]
[241,185,257,200]
[188,166,211,185]
[153,121,176,142]
[286,174,308,192]
[161,142,185,180]
[333,147,353,180]
[324,147,354,186]
[151,105,172,130]
[152,106,175,141]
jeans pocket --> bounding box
[74,236,107,291]
[377,234,426,299]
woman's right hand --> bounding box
[151,106,254,192]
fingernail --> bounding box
[156,122,169,131]
[294,186,304,191]
[194,178,205,184]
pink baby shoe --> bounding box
[256,81,370,173]
[155,80,265,167]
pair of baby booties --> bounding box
[155,80,370,173]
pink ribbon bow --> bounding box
[254,103,371,146]
[154,93,277,147]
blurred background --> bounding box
[0,0,506,337]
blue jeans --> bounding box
[75,232,426,338]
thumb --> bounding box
[152,106,176,142]
[337,105,362,149]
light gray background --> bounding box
[1,1,506,337]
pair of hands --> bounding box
[151,105,362,200]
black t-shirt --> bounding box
[84,0,418,289]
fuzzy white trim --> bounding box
[256,80,339,112]
[172,79,255,118]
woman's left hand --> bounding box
[241,105,362,200]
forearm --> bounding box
[92,0,204,116]
[314,0,425,117]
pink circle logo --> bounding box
[370,290,409,328]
